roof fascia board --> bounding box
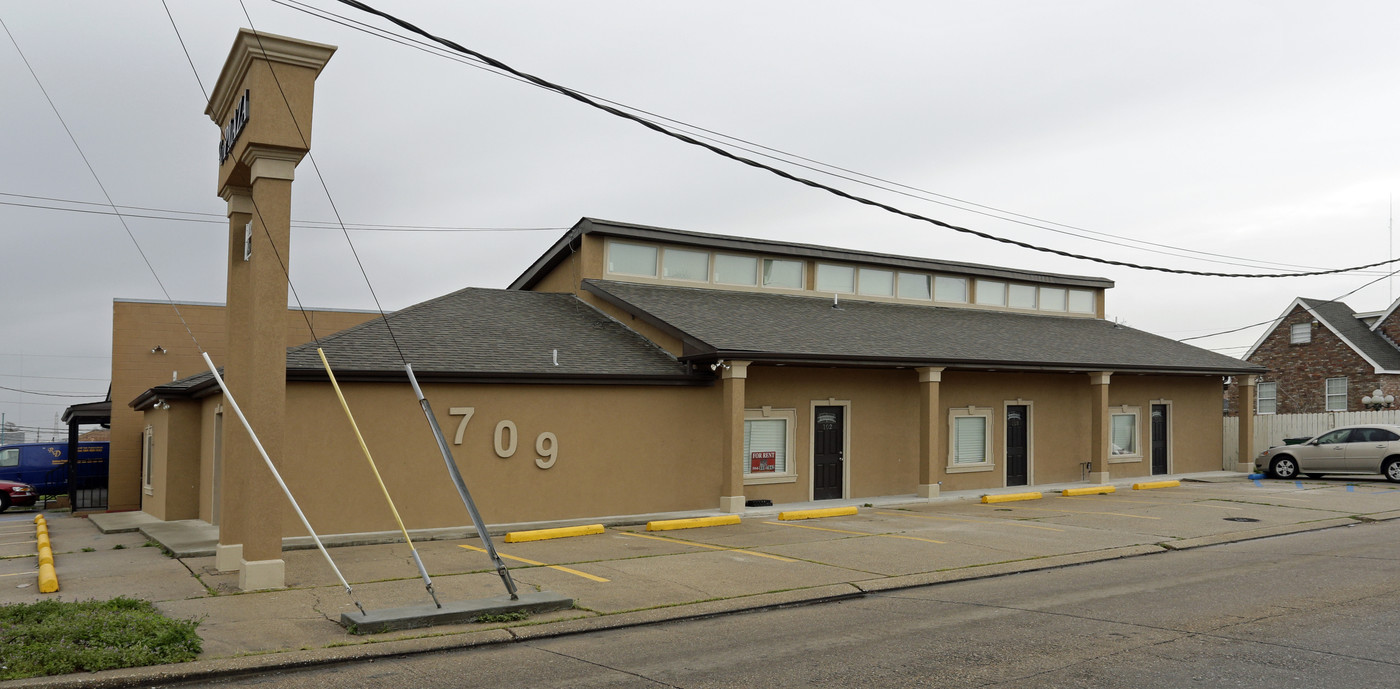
[284,370,708,386]
[1370,295,1400,332]
[688,350,1263,375]
[508,221,588,290]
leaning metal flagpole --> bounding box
[404,363,518,599]
[201,352,365,614]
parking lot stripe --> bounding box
[0,539,37,547]
[617,531,799,562]
[1063,496,1244,511]
[457,544,610,583]
[985,505,1161,520]
[0,570,36,578]
[764,521,946,544]
[874,511,1065,532]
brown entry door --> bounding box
[1006,405,1028,486]
[814,406,844,500]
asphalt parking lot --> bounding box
[3,472,1400,686]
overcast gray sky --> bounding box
[3,1,1399,435]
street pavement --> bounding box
[2,472,1398,687]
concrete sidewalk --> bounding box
[4,471,1400,687]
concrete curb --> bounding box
[1159,517,1359,550]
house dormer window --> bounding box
[1290,322,1311,344]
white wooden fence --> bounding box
[1222,410,1400,467]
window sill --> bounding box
[744,473,797,486]
[945,463,994,474]
[1109,455,1141,464]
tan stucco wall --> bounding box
[157,364,1224,536]
[1102,374,1224,477]
[742,366,921,503]
[109,301,378,512]
[261,381,722,536]
[145,403,202,520]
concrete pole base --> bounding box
[1088,471,1110,484]
[718,495,746,513]
[239,557,286,591]
[1235,462,1255,473]
[341,591,574,634]
[214,543,243,573]
[917,484,940,499]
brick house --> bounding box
[1226,297,1400,415]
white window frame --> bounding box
[1109,405,1141,462]
[660,247,710,282]
[142,425,155,494]
[1007,283,1037,310]
[1256,382,1277,415]
[743,407,798,485]
[947,406,994,473]
[1067,289,1096,314]
[934,276,969,304]
[815,263,855,294]
[974,280,1007,307]
[1290,322,1312,344]
[1325,377,1348,412]
[713,253,759,286]
[857,267,895,297]
[605,240,660,277]
[761,258,805,290]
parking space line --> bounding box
[618,531,798,562]
[875,511,1064,532]
[457,544,610,583]
[982,505,1161,520]
[0,570,36,578]
[1064,496,1244,511]
[0,540,36,547]
[763,521,945,544]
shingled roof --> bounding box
[584,279,1262,375]
[1296,298,1400,371]
[281,288,692,382]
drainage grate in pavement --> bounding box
[1224,517,1261,522]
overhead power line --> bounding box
[331,0,1399,280]
[0,384,106,398]
[271,0,1354,277]
[0,193,565,233]
[1178,263,1400,344]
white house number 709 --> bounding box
[448,407,558,469]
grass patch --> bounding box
[0,597,202,680]
[474,611,529,624]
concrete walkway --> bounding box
[4,471,1400,687]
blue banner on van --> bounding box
[0,442,109,496]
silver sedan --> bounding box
[1254,424,1400,481]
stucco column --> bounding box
[719,360,751,513]
[215,188,253,574]
[206,29,334,591]
[917,367,944,498]
[1237,374,1258,472]
[1088,372,1112,483]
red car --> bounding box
[0,479,36,512]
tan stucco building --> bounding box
[129,218,1262,541]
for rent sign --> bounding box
[750,451,776,472]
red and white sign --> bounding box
[750,451,776,472]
